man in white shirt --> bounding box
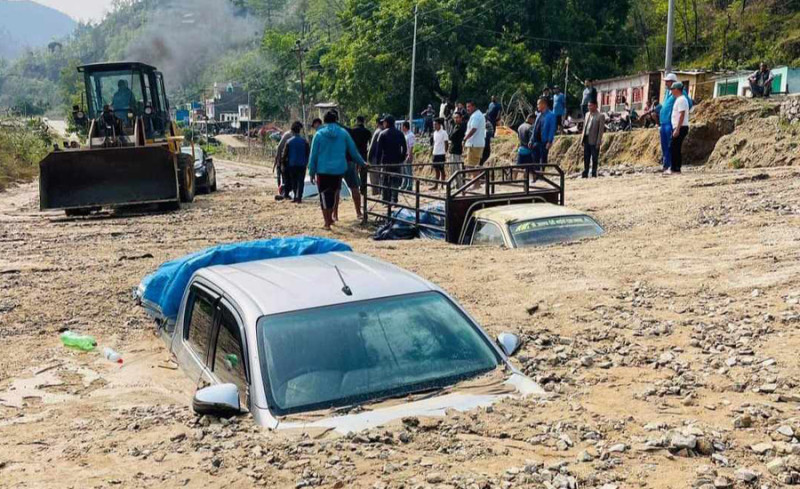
[666,82,690,176]
[431,118,449,190]
[401,121,416,190]
[463,101,486,168]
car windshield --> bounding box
[181,147,204,163]
[509,215,604,247]
[257,292,500,415]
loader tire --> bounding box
[178,154,196,203]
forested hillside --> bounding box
[0,0,76,60]
[0,0,797,119]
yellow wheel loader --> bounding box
[40,62,195,216]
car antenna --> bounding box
[334,266,353,296]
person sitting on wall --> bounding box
[749,62,775,98]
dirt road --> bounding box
[1,160,799,488]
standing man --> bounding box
[659,73,693,173]
[552,86,566,134]
[339,116,372,220]
[480,119,494,166]
[530,97,557,168]
[666,82,690,175]
[282,121,310,203]
[517,113,535,165]
[431,118,449,190]
[486,96,502,129]
[748,62,775,98]
[367,116,384,195]
[401,121,416,191]
[448,111,467,187]
[541,87,554,110]
[308,111,367,230]
[463,101,486,170]
[375,115,408,204]
[580,101,605,178]
[581,79,597,117]
[421,104,435,135]
[273,127,294,201]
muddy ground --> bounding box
[1,160,799,489]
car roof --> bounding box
[472,203,589,224]
[196,252,436,319]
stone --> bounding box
[670,433,697,451]
[734,414,753,429]
[608,443,627,453]
[751,442,774,455]
[696,438,715,455]
[577,450,595,462]
[426,473,445,484]
[777,426,795,438]
[735,468,759,483]
[713,476,732,488]
[760,383,779,393]
[767,457,786,475]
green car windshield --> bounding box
[509,215,604,247]
[257,292,500,415]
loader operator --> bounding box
[112,80,136,120]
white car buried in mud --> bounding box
[139,241,544,435]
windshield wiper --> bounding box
[331,385,447,414]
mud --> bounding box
[1,159,800,488]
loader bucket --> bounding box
[39,145,179,211]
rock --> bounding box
[777,426,795,438]
[696,438,715,455]
[577,450,595,462]
[426,473,445,484]
[760,383,778,393]
[751,442,774,455]
[767,457,786,475]
[670,433,697,451]
[713,476,732,488]
[735,468,759,483]
[734,414,753,429]
[608,443,627,453]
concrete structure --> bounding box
[594,72,662,113]
[204,82,251,127]
[712,66,800,98]
[666,70,714,103]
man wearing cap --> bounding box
[666,82,690,175]
[659,73,693,173]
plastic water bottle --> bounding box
[60,331,97,351]
[103,347,123,364]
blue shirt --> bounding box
[659,89,692,127]
[285,134,309,167]
[553,93,566,116]
[308,123,365,178]
[533,110,557,144]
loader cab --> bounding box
[80,62,171,141]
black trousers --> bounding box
[583,143,600,177]
[381,166,402,203]
[670,126,689,173]
[287,166,306,201]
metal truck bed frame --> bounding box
[362,163,565,244]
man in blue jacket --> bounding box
[552,86,566,134]
[282,121,310,204]
[531,97,557,169]
[308,110,368,230]
[659,73,693,172]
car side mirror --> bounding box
[193,383,242,417]
[496,332,521,357]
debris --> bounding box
[59,331,97,351]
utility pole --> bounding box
[247,90,251,150]
[408,4,419,126]
[294,40,308,134]
[665,0,676,73]
[564,57,570,111]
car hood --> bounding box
[273,371,544,435]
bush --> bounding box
[0,118,51,191]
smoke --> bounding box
[125,0,261,91]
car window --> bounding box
[509,215,604,247]
[212,305,248,398]
[472,220,505,246]
[257,292,500,415]
[185,287,215,364]
[462,217,477,244]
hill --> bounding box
[0,1,76,59]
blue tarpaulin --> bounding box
[137,236,352,324]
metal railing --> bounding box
[362,163,565,243]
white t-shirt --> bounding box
[465,110,486,148]
[671,96,690,128]
[432,129,449,155]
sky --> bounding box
[32,0,114,22]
